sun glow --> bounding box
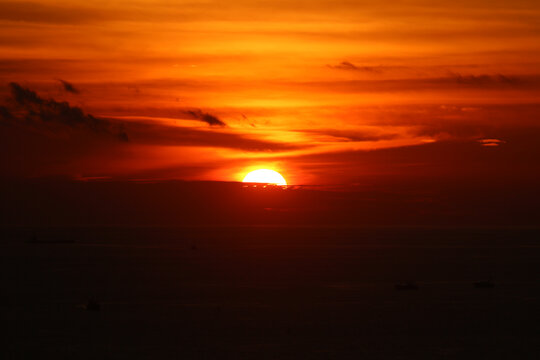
[242,169,287,186]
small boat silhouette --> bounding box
[395,281,419,291]
[84,299,101,311]
[474,280,495,289]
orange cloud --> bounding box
[0,0,538,185]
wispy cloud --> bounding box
[126,121,307,151]
[327,61,384,73]
[184,109,226,127]
[56,79,80,94]
[297,128,398,142]
[0,82,315,178]
[478,138,506,147]
[0,1,104,24]
[447,73,522,86]
[1,83,312,151]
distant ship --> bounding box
[395,281,419,291]
[474,280,495,289]
[84,299,101,311]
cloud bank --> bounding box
[6,82,128,141]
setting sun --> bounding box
[242,169,287,186]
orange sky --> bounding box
[1,0,539,185]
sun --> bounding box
[242,169,287,186]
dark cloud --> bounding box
[57,79,80,94]
[291,74,540,94]
[282,129,540,186]
[327,61,384,73]
[394,104,540,142]
[184,109,227,126]
[448,72,521,86]
[5,82,128,141]
[2,83,307,152]
[0,105,12,121]
[0,82,312,178]
[9,82,42,105]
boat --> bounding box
[395,281,419,291]
[474,280,495,289]
[85,299,101,311]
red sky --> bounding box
[1,0,539,187]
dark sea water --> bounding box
[1,227,539,359]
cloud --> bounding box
[0,82,314,178]
[280,126,540,185]
[57,79,80,94]
[127,121,306,151]
[184,109,227,126]
[327,61,384,73]
[2,83,308,151]
[478,138,506,147]
[0,105,12,121]
[448,73,521,86]
[6,82,128,141]
[298,128,398,142]
[286,74,540,95]
[0,1,103,24]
